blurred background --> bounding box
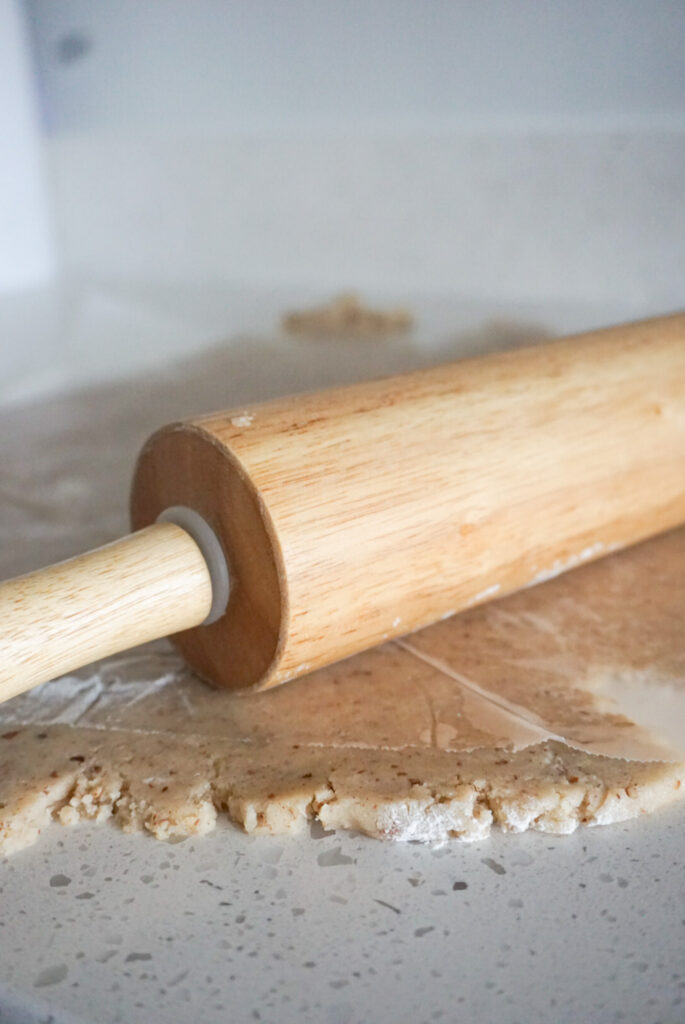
[1,0,683,406]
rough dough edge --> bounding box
[2,732,683,857]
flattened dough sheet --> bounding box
[1,334,684,855]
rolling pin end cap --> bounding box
[157,506,230,625]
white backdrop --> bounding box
[25,0,685,132]
[1,0,683,402]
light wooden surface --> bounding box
[131,312,685,691]
[0,523,212,704]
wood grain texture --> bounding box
[131,313,685,692]
[0,524,212,703]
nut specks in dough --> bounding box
[1,719,683,857]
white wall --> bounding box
[0,0,54,290]
[20,1,685,306]
[47,131,685,308]
[25,0,685,132]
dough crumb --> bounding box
[282,293,413,337]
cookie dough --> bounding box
[1,528,684,856]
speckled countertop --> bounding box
[2,809,685,1024]
[1,288,684,1024]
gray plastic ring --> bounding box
[157,506,230,626]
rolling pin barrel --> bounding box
[2,312,685,703]
[130,313,685,691]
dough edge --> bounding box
[1,725,683,856]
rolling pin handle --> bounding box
[157,507,230,625]
[0,522,218,705]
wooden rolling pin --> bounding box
[2,313,685,704]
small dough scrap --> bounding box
[282,293,413,337]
